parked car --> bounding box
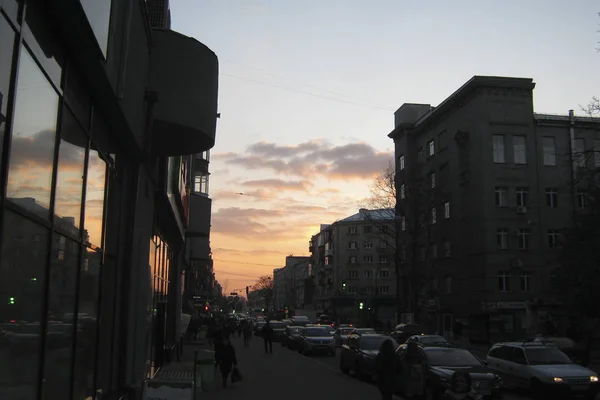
[298,325,335,356]
[282,326,305,350]
[485,341,599,399]
[290,316,310,326]
[340,333,398,379]
[405,334,451,347]
[531,336,590,366]
[391,323,424,344]
[396,343,502,399]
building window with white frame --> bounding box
[380,241,388,249]
[364,269,373,279]
[400,184,406,199]
[548,229,560,248]
[428,139,435,156]
[443,240,452,257]
[495,186,507,207]
[363,255,373,263]
[364,241,373,249]
[497,228,509,249]
[379,269,389,278]
[348,241,358,249]
[518,229,530,249]
[492,134,506,163]
[348,226,357,234]
[574,138,586,167]
[430,207,437,224]
[364,225,372,233]
[348,286,358,294]
[379,255,390,264]
[349,256,357,264]
[516,187,528,207]
[430,172,436,188]
[444,201,450,218]
[348,270,359,278]
[430,243,438,258]
[498,271,510,292]
[542,137,556,166]
[379,286,390,294]
[545,188,558,208]
[520,273,532,292]
[513,135,527,164]
[400,154,405,170]
[577,189,587,209]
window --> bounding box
[498,272,510,292]
[545,188,558,208]
[379,286,390,294]
[497,228,509,249]
[513,136,527,164]
[492,135,506,163]
[363,255,373,263]
[430,172,436,188]
[548,229,560,248]
[348,241,358,249]
[364,270,373,279]
[349,256,357,264]
[520,273,532,292]
[348,226,357,234]
[428,140,435,156]
[443,241,452,257]
[444,276,452,294]
[516,187,528,207]
[364,226,372,233]
[577,189,587,209]
[430,243,438,258]
[430,207,437,224]
[444,201,450,219]
[378,225,388,233]
[574,138,586,167]
[595,139,600,167]
[400,154,405,170]
[348,270,359,278]
[364,241,373,249]
[495,187,508,207]
[0,14,16,158]
[379,255,390,264]
[542,137,556,166]
[380,241,388,249]
[518,229,530,249]
[348,286,358,294]
[400,216,407,231]
[379,270,390,278]
[400,184,406,199]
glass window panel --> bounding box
[63,66,91,128]
[72,248,101,400]
[80,0,112,57]
[54,107,88,234]
[23,0,64,87]
[0,210,49,397]
[0,14,16,159]
[83,149,106,248]
[7,46,59,218]
[1,0,21,24]
[42,234,79,399]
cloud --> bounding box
[215,140,392,180]
[240,178,313,191]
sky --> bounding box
[170,0,600,292]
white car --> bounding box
[485,341,599,399]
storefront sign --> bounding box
[483,301,527,310]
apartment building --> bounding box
[388,75,600,340]
[0,1,218,399]
[272,256,311,310]
[309,209,396,325]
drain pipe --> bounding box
[568,110,577,220]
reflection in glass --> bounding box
[148,235,172,371]
[54,107,88,232]
[72,248,101,400]
[84,150,106,248]
[0,15,16,159]
[7,46,59,217]
[42,234,79,400]
[0,210,49,398]
[80,0,112,57]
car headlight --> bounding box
[553,377,564,383]
[591,376,598,383]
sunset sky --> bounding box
[171,0,600,291]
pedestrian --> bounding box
[403,341,425,398]
[215,337,238,388]
[242,320,252,347]
[375,339,401,400]
[262,320,274,354]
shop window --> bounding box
[54,107,89,235]
[42,234,79,397]
[0,210,49,391]
[83,149,107,249]
[0,14,16,158]
[6,46,59,218]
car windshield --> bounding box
[361,336,398,350]
[357,329,376,334]
[289,327,303,334]
[525,348,572,365]
[270,322,285,328]
[306,328,330,337]
[339,328,354,334]
[425,348,482,367]
[420,336,448,344]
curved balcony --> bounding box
[149,29,219,156]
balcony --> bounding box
[185,236,211,261]
[149,29,219,156]
[187,194,212,237]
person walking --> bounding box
[242,320,252,347]
[375,339,401,400]
[215,337,238,388]
[262,320,274,354]
[403,341,426,398]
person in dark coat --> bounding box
[403,341,425,398]
[262,321,274,354]
[215,337,238,388]
[242,320,252,347]
[375,339,401,400]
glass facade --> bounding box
[0,4,112,400]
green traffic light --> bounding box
[359,302,364,310]
[31,278,37,282]
[9,297,15,304]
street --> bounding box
[200,334,540,400]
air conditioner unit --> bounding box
[516,206,527,214]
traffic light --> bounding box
[8,297,15,305]
[342,281,346,290]
[359,302,364,310]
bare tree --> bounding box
[252,275,274,310]
[220,279,230,296]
